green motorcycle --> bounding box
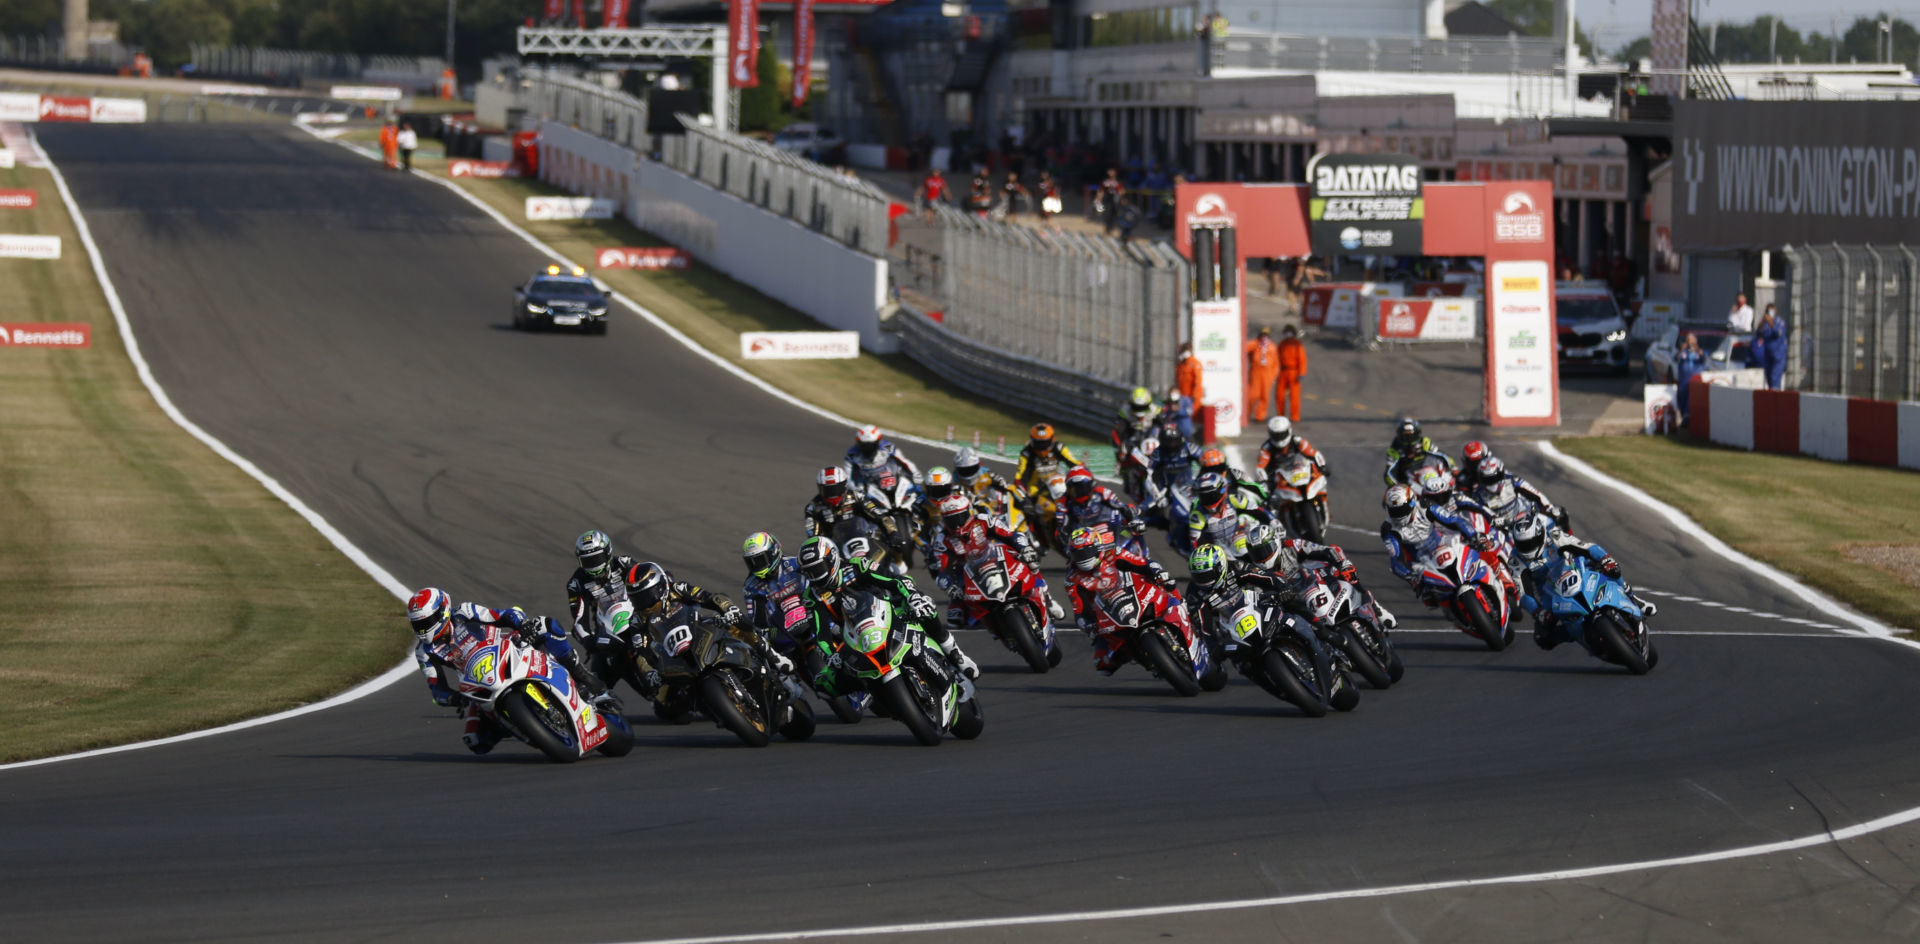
[822,590,984,746]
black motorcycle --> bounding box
[647,608,815,747]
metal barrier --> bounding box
[660,115,894,258]
[0,35,132,71]
[187,44,442,85]
[893,301,1135,434]
[520,69,651,151]
[1782,244,1920,402]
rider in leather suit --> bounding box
[846,424,921,488]
[408,587,609,754]
[1383,417,1457,486]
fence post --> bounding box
[1866,245,1885,400]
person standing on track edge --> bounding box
[378,120,399,170]
[1175,341,1204,438]
[396,123,419,172]
[1276,325,1306,422]
[1244,325,1280,423]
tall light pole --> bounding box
[1880,18,1892,63]
[445,0,457,69]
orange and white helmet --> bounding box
[853,425,884,461]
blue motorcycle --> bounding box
[1526,552,1659,674]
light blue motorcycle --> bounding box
[1525,552,1659,675]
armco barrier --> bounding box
[1687,378,1920,470]
[894,303,1127,434]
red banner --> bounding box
[447,159,521,178]
[0,189,36,209]
[595,247,690,270]
[728,0,760,88]
[543,0,564,20]
[38,96,90,122]
[793,0,813,107]
[0,323,91,347]
[603,0,628,28]
[571,0,584,27]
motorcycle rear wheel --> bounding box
[497,688,581,763]
[1139,631,1202,697]
[1261,647,1327,717]
[596,711,634,757]
[1000,605,1051,674]
[1342,627,1393,689]
[883,674,943,746]
[699,671,772,747]
[1593,614,1652,675]
[949,695,985,740]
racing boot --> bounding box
[944,638,981,680]
[1044,593,1066,622]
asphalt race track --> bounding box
[6,125,1920,944]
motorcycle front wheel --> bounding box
[1463,590,1511,651]
[949,694,984,740]
[1138,631,1202,697]
[596,710,635,757]
[882,674,943,746]
[999,605,1051,673]
[497,688,581,763]
[778,697,817,742]
[1260,646,1327,717]
[1341,625,1393,689]
[699,671,773,747]
[1592,614,1653,675]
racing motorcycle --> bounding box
[1408,530,1514,650]
[1087,564,1228,696]
[750,567,869,725]
[1118,435,1157,505]
[1212,589,1357,716]
[1269,453,1330,544]
[860,469,923,575]
[649,607,816,747]
[1140,471,1196,557]
[456,617,633,763]
[953,541,1063,673]
[827,590,983,746]
[1304,568,1403,688]
[1022,473,1070,556]
[1531,551,1659,674]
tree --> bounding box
[1485,0,1596,55]
[123,0,233,68]
[0,0,60,38]
[1614,36,1650,64]
[736,41,787,133]
[1840,14,1919,64]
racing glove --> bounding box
[909,592,938,622]
[1599,556,1622,579]
[768,649,795,674]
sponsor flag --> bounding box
[728,0,760,88]
[793,0,813,107]
[604,0,629,27]
[543,0,564,19]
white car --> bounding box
[1643,322,1755,383]
[1554,283,1631,375]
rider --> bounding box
[803,465,904,547]
[1064,525,1180,676]
[408,587,611,754]
[740,531,805,639]
[621,560,786,698]
[954,446,1019,510]
[1235,522,1396,629]
[1254,417,1328,485]
[1015,423,1080,502]
[1188,470,1273,554]
[799,535,979,679]
[1056,466,1143,555]
[1110,386,1160,462]
[1383,417,1456,486]
[930,492,1066,625]
[1378,484,1515,601]
[1456,440,1493,492]
[845,424,921,488]
[1199,446,1268,507]
[1512,514,1657,649]
[1471,455,1570,531]
[563,529,643,688]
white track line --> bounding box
[607,799,1920,944]
[0,131,417,774]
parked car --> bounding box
[1643,321,1755,383]
[1555,282,1631,375]
[771,124,845,165]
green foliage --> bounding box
[95,0,538,71]
[0,0,60,37]
[1615,14,1917,66]
[737,41,788,133]
[1485,0,1595,54]
[122,0,234,68]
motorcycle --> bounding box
[828,590,984,746]
[859,470,923,576]
[1304,569,1403,688]
[1409,530,1515,650]
[1387,451,1454,488]
[751,568,869,725]
[1022,473,1070,556]
[455,617,633,763]
[954,542,1063,673]
[1118,433,1156,505]
[1269,453,1330,544]
[1215,589,1357,716]
[1532,553,1660,674]
[649,607,816,747]
[1087,566,1228,696]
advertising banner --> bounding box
[1643,383,1678,433]
[1376,297,1476,341]
[0,189,35,209]
[0,322,89,347]
[0,235,60,259]
[793,0,814,107]
[89,98,147,123]
[1486,259,1555,420]
[603,0,629,27]
[1306,153,1423,257]
[1191,298,1244,437]
[0,150,12,169]
[526,196,616,220]
[728,0,761,89]
[740,331,858,359]
[38,96,90,122]
[448,160,520,178]
[596,247,690,270]
[0,93,39,122]
[1672,101,1920,250]
[329,86,404,102]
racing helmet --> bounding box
[1199,447,1228,474]
[1383,484,1421,525]
[1046,474,1069,503]
[742,531,781,579]
[1189,544,1230,588]
[1235,522,1282,568]
[1195,471,1228,506]
[1029,423,1057,450]
[798,537,844,589]
[1066,466,1096,503]
[1067,527,1106,572]
[817,465,850,504]
[924,466,956,501]
[1157,424,1186,453]
[1513,515,1547,558]
[1417,467,1456,505]
[574,529,612,577]
[953,447,983,482]
[936,492,972,532]
[854,425,884,460]
[1266,416,1294,449]
[1477,456,1507,484]
[626,563,670,613]
[407,587,452,640]
[1126,386,1156,422]
[1462,440,1491,469]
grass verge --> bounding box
[1555,433,1920,632]
[0,160,405,762]
[334,130,1099,457]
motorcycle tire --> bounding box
[1198,655,1229,692]
[1046,642,1064,668]
[497,688,581,763]
[1001,606,1051,674]
[698,672,773,747]
[1593,614,1652,675]
[778,697,817,742]
[949,694,985,740]
[1386,645,1406,683]
[596,711,635,757]
[1138,631,1202,697]
[803,649,862,724]
[1342,630,1393,689]
[1329,671,1361,712]
[1466,593,1511,651]
[882,674,944,746]
[1261,647,1327,717]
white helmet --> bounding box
[1266,416,1293,448]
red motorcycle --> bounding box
[1085,567,1227,696]
[954,543,1063,673]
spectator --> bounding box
[1117,202,1141,243]
[396,123,418,171]
[1754,304,1787,390]
[969,168,993,217]
[1036,170,1061,221]
[1244,325,1280,423]
[1000,171,1027,219]
[1099,168,1124,233]
[1674,332,1708,422]
[379,120,399,170]
[921,168,948,221]
[1276,325,1307,422]
[1727,292,1755,332]
[1175,340,1204,437]
[1264,258,1282,295]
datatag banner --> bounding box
[1306,153,1423,257]
[1672,101,1920,250]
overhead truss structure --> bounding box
[516,27,725,59]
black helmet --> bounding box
[1157,424,1184,452]
[799,536,843,588]
[627,562,669,613]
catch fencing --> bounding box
[1781,244,1920,402]
[187,44,444,87]
[520,68,650,151]
[659,116,893,258]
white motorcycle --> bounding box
[456,617,634,763]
